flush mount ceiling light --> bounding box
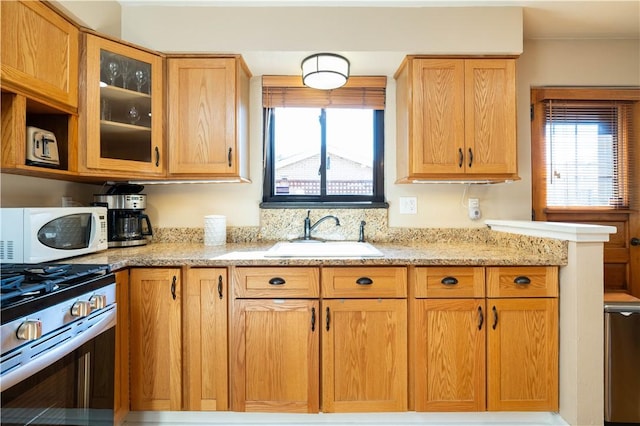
[301,53,350,90]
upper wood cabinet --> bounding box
[1,1,78,110]
[395,57,518,182]
[167,56,251,181]
[79,32,165,178]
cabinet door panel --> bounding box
[184,268,228,410]
[487,298,558,411]
[322,299,407,412]
[411,59,465,174]
[464,59,517,175]
[414,299,486,411]
[231,299,319,413]
[129,268,182,411]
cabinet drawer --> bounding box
[233,267,319,298]
[487,266,558,298]
[415,267,485,298]
[321,267,407,298]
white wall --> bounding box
[2,4,639,231]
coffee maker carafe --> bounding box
[93,185,153,247]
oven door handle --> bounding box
[0,305,116,392]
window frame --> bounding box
[261,107,387,208]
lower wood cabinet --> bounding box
[129,267,228,412]
[129,268,182,411]
[411,266,558,412]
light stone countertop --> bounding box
[70,239,567,271]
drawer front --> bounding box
[233,267,319,298]
[321,267,407,298]
[487,266,558,298]
[415,266,485,298]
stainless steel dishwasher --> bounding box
[604,302,640,424]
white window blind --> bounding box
[545,100,634,208]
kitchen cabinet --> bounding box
[1,0,79,109]
[129,268,182,411]
[114,269,129,424]
[183,268,229,411]
[1,1,79,178]
[412,266,558,412]
[486,266,559,411]
[395,57,518,182]
[167,56,251,181]
[321,267,408,412]
[79,32,164,178]
[230,267,320,412]
[412,267,486,411]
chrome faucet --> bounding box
[303,210,340,240]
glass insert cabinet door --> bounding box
[82,34,164,175]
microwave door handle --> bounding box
[141,213,153,237]
[86,213,94,247]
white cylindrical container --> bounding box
[204,215,226,246]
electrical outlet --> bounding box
[468,198,481,220]
[399,196,417,214]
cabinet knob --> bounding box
[268,277,286,286]
[514,276,531,285]
[355,277,373,285]
[631,237,640,246]
[441,276,459,286]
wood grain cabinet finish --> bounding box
[414,266,485,298]
[395,57,518,182]
[322,266,408,413]
[79,33,164,177]
[1,0,78,109]
[183,268,228,411]
[412,266,558,412]
[129,268,182,411]
[231,266,320,412]
[167,56,251,180]
[486,266,559,411]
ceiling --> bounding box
[119,0,640,40]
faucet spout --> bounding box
[303,210,341,240]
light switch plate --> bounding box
[399,196,417,214]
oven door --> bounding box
[1,314,116,425]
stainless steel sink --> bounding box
[264,241,383,257]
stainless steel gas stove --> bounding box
[0,263,116,426]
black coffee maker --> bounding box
[93,184,153,247]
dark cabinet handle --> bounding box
[155,147,160,167]
[268,277,286,286]
[311,307,316,332]
[441,276,459,286]
[514,276,531,285]
[458,148,464,168]
[492,306,498,330]
[228,148,232,167]
[217,275,223,299]
[468,148,473,168]
[356,277,373,285]
[170,275,177,300]
[631,237,640,246]
[478,306,484,330]
[326,307,331,331]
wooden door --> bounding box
[129,268,182,411]
[167,57,238,176]
[183,268,228,410]
[322,299,407,412]
[414,299,486,411]
[487,298,558,411]
[113,269,129,424]
[231,299,319,413]
[464,59,517,175]
[410,58,465,175]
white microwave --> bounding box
[0,207,108,263]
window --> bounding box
[261,76,387,207]
[544,100,633,207]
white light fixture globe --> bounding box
[301,53,350,90]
